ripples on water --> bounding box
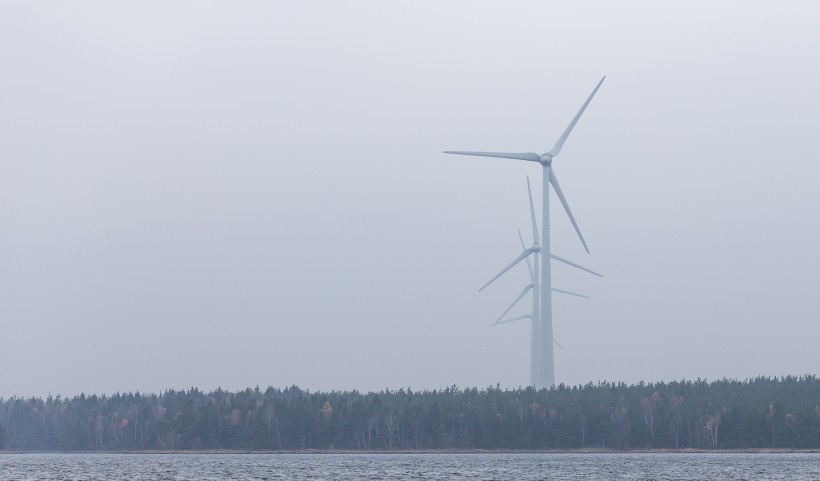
[1,453,819,480]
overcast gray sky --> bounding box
[2,1,819,398]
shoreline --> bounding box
[2,448,819,455]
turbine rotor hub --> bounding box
[539,154,553,164]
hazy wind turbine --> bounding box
[481,178,602,386]
[445,76,605,388]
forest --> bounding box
[1,376,819,451]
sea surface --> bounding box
[1,453,819,480]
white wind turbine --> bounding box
[481,178,602,387]
[445,76,605,388]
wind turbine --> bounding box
[445,76,605,388]
[482,178,602,386]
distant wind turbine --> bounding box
[481,178,602,386]
[445,76,605,388]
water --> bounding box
[1,453,819,480]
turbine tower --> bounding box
[445,76,605,388]
[482,178,602,387]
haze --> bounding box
[1,1,819,398]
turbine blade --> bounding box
[549,169,589,253]
[492,313,532,326]
[548,76,606,157]
[494,284,534,324]
[526,177,540,241]
[518,229,535,283]
[478,248,537,292]
[551,287,589,298]
[553,338,565,350]
[550,254,603,277]
[444,151,541,162]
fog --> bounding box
[1,1,819,397]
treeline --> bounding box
[1,376,819,451]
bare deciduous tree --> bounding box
[609,403,630,450]
[669,394,684,448]
[640,391,660,447]
[766,403,776,446]
[385,412,397,450]
[704,412,721,448]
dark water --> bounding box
[1,453,819,480]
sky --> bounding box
[1,1,819,398]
